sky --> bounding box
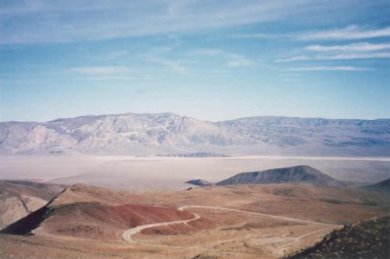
[0,0,389,122]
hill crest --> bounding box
[363,178,390,193]
[216,165,343,187]
[287,215,390,259]
[1,184,193,239]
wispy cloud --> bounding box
[305,42,390,52]
[279,41,390,62]
[70,66,132,76]
[288,66,370,71]
[146,56,190,74]
[2,1,383,44]
[0,1,294,44]
[226,55,255,67]
[231,33,286,40]
[189,48,256,68]
[276,55,308,62]
[232,26,390,42]
[297,25,390,41]
[326,52,390,60]
[98,50,129,61]
[189,48,224,57]
[278,52,390,62]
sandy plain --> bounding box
[1,155,390,191]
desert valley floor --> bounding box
[1,156,389,258]
[2,155,390,190]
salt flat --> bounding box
[1,156,390,191]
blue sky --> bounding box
[1,0,389,122]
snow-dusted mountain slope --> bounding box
[0,113,389,156]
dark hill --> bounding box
[0,180,66,200]
[0,180,66,229]
[216,165,343,187]
[186,179,213,186]
[287,215,390,259]
[363,178,390,193]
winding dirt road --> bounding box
[177,205,333,226]
[122,205,335,243]
[122,212,200,242]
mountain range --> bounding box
[1,112,389,156]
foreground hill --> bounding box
[1,113,389,156]
[1,183,389,259]
[0,180,65,229]
[287,215,390,259]
[363,178,390,193]
[216,165,343,187]
[1,184,193,240]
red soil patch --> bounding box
[3,201,194,240]
[47,202,193,238]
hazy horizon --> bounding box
[1,111,390,124]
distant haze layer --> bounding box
[1,156,390,191]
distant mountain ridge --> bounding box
[216,165,344,187]
[1,112,390,156]
[186,179,214,187]
[363,178,390,193]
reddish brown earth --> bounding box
[2,184,193,240]
[42,203,193,239]
[1,182,389,259]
